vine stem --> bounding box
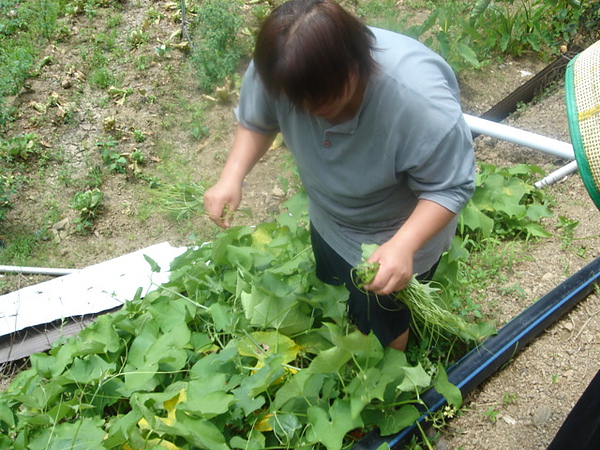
[180,0,194,49]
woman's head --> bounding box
[253,0,378,112]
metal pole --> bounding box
[464,114,575,160]
[0,265,79,276]
[534,160,579,188]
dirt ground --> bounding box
[1,1,600,449]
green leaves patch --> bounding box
[0,193,466,449]
[0,158,554,447]
[460,163,552,239]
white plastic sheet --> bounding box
[0,242,186,338]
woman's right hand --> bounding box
[203,179,242,228]
[203,124,277,228]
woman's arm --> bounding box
[364,199,456,295]
[204,124,277,228]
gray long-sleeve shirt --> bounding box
[236,27,475,272]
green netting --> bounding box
[565,40,600,210]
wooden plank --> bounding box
[0,310,119,363]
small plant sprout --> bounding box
[483,406,500,423]
[127,149,146,175]
[128,29,147,48]
[70,188,104,233]
[133,129,146,143]
[503,391,518,405]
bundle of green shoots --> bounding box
[159,180,207,220]
[353,244,494,345]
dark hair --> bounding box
[253,0,378,110]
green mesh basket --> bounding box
[566,40,600,210]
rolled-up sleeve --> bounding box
[235,61,280,135]
[406,114,475,214]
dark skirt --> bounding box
[310,224,438,347]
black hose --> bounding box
[355,256,600,449]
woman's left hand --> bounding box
[363,239,414,295]
[362,199,456,295]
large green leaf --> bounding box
[145,321,191,371]
[306,345,351,374]
[240,285,312,333]
[433,364,462,408]
[273,371,328,412]
[0,400,15,428]
[363,404,421,436]
[232,355,285,415]
[270,411,303,442]
[331,329,384,368]
[396,363,431,392]
[459,202,494,235]
[67,354,116,384]
[28,418,106,450]
[230,429,267,449]
[238,331,300,367]
[306,399,364,450]
[170,412,229,450]
[179,379,236,419]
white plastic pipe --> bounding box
[464,114,575,160]
[534,160,579,188]
[0,265,79,276]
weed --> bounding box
[153,43,169,58]
[189,0,246,93]
[483,406,500,423]
[127,149,146,177]
[96,137,126,173]
[0,231,40,265]
[356,0,399,19]
[134,54,149,71]
[187,104,211,141]
[580,1,600,42]
[0,174,15,222]
[159,180,207,220]
[557,215,579,249]
[0,0,66,125]
[133,129,146,143]
[405,0,584,73]
[107,86,133,106]
[85,164,105,189]
[471,0,583,58]
[498,282,526,299]
[136,173,161,189]
[190,122,210,141]
[57,165,76,187]
[434,237,522,324]
[128,29,147,49]
[428,404,459,433]
[106,12,122,28]
[503,391,518,405]
[89,66,117,89]
[0,133,43,161]
[130,148,145,165]
[145,7,162,23]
